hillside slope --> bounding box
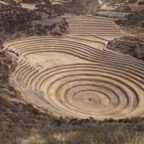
[115,10,144,33]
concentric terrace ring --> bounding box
[4,16,144,120]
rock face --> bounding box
[107,36,144,60]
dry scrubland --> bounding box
[115,10,144,34]
[107,36,144,60]
[0,0,144,144]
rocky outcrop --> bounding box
[115,10,144,34]
[107,36,144,60]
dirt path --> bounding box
[0,0,36,10]
[50,0,71,5]
[21,3,36,10]
[4,15,144,120]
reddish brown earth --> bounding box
[128,0,144,12]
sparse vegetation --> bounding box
[0,2,69,41]
[107,36,144,60]
[115,10,144,33]
[52,0,100,15]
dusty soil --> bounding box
[128,0,144,12]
